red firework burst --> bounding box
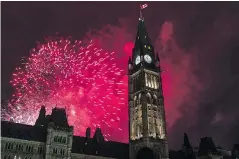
[7,36,128,142]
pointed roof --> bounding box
[184,133,192,148]
[50,107,69,127]
[134,19,151,49]
[198,137,219,157]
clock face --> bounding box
[135,56,140,65]
[144,54,152,63]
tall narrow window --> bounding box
[156,78,159,89]
[148,74,151,88]
[154,76,157,89]
[151,75,154,88]
[145,74,148,87]
[63,137,66,143]
[53,148,58,154]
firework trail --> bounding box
[4,36,128,142]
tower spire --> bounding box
[128,4,169,159]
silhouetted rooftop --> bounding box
[1,120,129,159]
[1,121,47,142]
[198,137,219,157]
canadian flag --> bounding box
[140,4,148,9]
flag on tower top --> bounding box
[140,4,148,9]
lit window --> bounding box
[148,46,151,49]
[144,45,146,48]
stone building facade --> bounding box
[1,107,128,159]
[2,7,239,159]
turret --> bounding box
[86,127,91,139]
[198,137,219,157]
[35,105,46,126]
[182,133,196,159]
[93,128,104,155]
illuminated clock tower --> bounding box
[128,13,169,159]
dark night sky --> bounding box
[2,2,239,150]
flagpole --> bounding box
[139,4,148,21]
[140,8,143,20]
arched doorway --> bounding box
[136,147,154,159]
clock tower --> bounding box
[128,13,169,159]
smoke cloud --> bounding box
[87,4,239,149]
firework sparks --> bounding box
[5,36,128,142]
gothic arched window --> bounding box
[153,94,157,105]
[11,143,13,149]
[53,148,57,154]
[138,93,141,105]
[146,93,151,104]
[148,74,151,88]
[145,73,148,87]
[62,137,66,143]
[153,76,157,89]
[134,96,137,107]
[60,149,65,155]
